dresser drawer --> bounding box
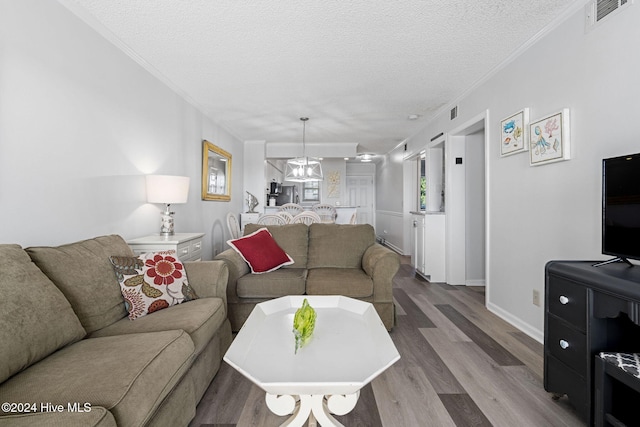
[545,355,588,421]
[189,239,203,261]
[176,241,191,260]
[128,233,205,262]
[546,315,587,375]
[548,275,587,331]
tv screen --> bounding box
[602,152,640,263]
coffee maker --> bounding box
[269,182,282,195]
[268,182,281,206]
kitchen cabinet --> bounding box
[411,212,445,282]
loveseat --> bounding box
[215,223,400,332]
[0,235,232,427]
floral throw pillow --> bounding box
[110,250,198,320]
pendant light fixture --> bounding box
[284,117,323,182]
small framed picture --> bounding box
[529,109,571,166]
[500,109,529,157]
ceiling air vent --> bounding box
[585,0,632,31]
[450,106,458,120]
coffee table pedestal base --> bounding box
[265,391,360,427]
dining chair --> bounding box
[256,214,288,226]
[312,204,337,223]
[226,212,241,239]
[292,211,322,225]
[279,203,304,216]
[276,211,294,223]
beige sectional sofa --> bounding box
[215,223,400,332]
[0,235,232,427]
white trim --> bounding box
[446,111,489,289]
[376,210,403,218]
[57,0,195,106]
[385,1,589,157]
[484,111,492,310]
[465,279,486,286]
[56,0,243,141]
[487,302,544,344]
[450,1,588,108]
[382,241,404,255]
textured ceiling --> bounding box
[60,0,582,157]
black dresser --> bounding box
[544,261,640,426]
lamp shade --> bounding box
[146,175,190,204]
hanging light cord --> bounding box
[301,117,308,160]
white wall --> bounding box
[0,0,244,258]
[402,4,640,340]
[346,162,375,177]
[375,151,405,252]
[243,140,266,212]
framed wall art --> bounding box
[202,140,232,201]
[529,109,571,166]
[500,108,529,157]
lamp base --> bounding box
[160,205,175,236]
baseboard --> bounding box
[486,301,544,344]
[465,279,486,286]
[381,241,404,255]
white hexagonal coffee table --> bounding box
[224,295,400,427]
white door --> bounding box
[347,175,374,226]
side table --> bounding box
[127,233,205,262]
[239,212,260,230]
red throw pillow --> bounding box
[227,227,294,273]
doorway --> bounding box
[446,112,487,288]
[346,175,374,226]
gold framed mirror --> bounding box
[202,140,231,201]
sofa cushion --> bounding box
[89,298,225,356]
[307,224,375,269]
[0,407,116,427]
[244,223,309,268]
[228,228,294,273]
[0,244,86,384]
[306,268,374,298]
[26,235,133,333]
[237,268,307,298]
[0,330,194,427]
[110,251,197,320]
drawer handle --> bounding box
[193,242,202,250]
[559,295,569,305]
[559,339,569,349]
[180,247,189,255]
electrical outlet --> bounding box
[533,289,541,307]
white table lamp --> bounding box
[146,175,190,236]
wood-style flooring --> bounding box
[190,258,585,426]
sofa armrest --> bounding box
[214,248,250,303]
[184,261,229,307]
[362,243,400,302]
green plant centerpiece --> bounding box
[292,298,316,354]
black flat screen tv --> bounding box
[600,152,640,266]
